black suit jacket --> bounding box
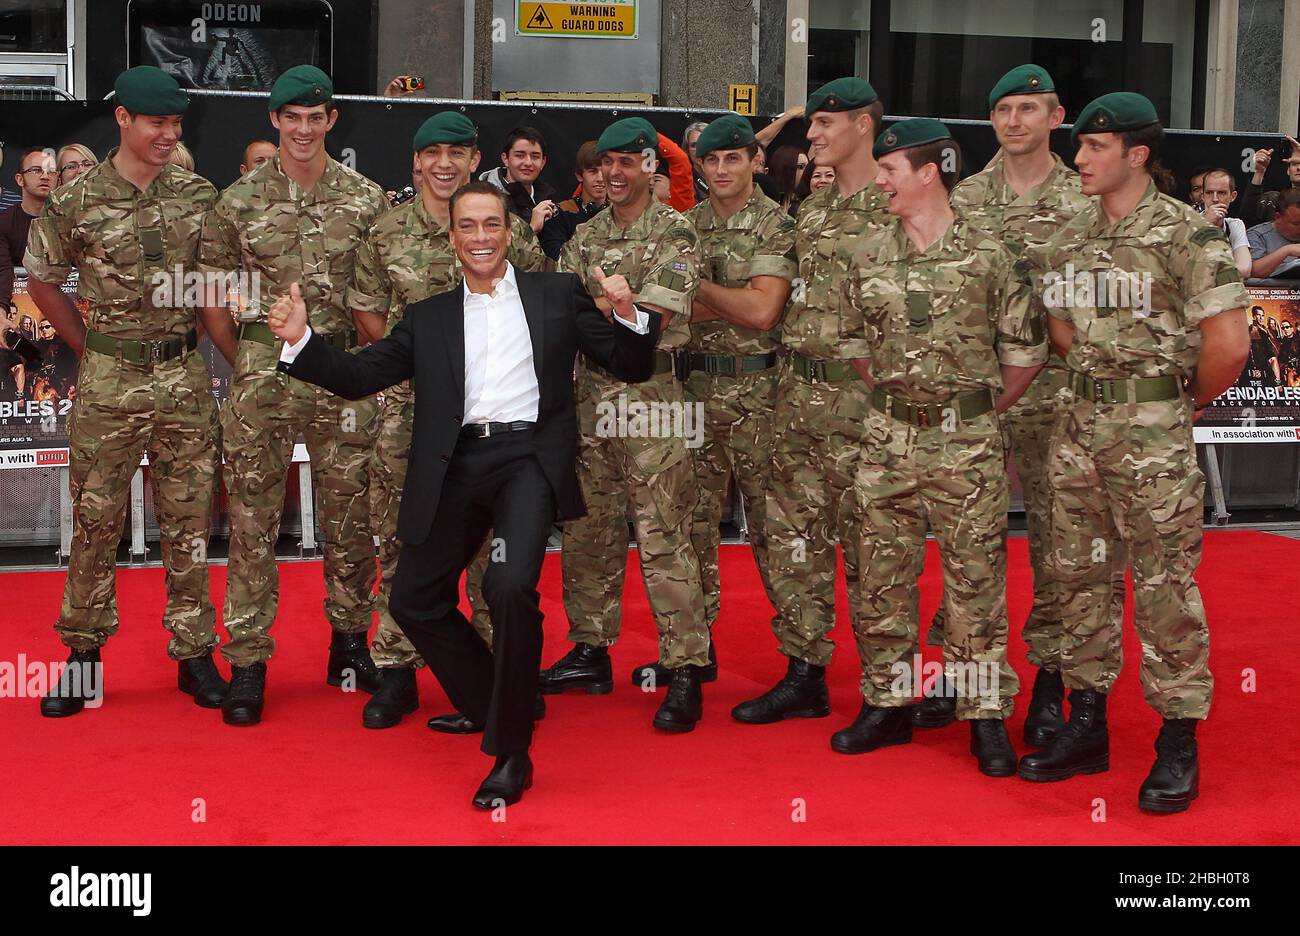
[279,270,660,545]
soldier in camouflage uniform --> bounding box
[912,65,1125,743]
[537,116,711,733]
[630,114,795,688]
[839,119,1046,776]
[201,66,389,726]
[25,67,229,716]
[1017,93,1250,814]
[731,77,890,726]
[349,111,549,730]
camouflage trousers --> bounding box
[763,361,871,666]
[684,369,779,630]
[922,368,1126,674]
[561,365,709,668]
[56,347,220,660]
[1047,395,1211,719]
[220,339,378,667]
[855,407,1019,720]
[369,381,491,669]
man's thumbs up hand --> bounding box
[269,282,309,344]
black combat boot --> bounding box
[970,718,1018,777]
[731,657,831,724]
[326,632,382,694]
[362,665,419,729]
[631,642,717,687]
[1138,718,1200,814]
[652,666,703,732]
[177,652,229,708]
[537,643,613,695]
[534,692,546,720]
[831,702,913,754]
[222,662,267,726]
[1022,667,1065,746]
[1018,688,1109,781]
[40,647,101,718]
[910,674,957,728]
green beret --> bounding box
[1071,92,1160,144]
[595,117,659,155]
[268,64,333,112]
[695,114,755,159]
[805,77,878,116]
[988,64,1055,110]
[873,117,953,159]
[114,66,188,116]
[413,112,477,151]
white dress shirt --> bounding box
[279,262,650,425]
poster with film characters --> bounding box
[1195,285,1300,443]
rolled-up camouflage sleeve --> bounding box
[199,196,241,279]
[346,229,392,316]
[635,219,699,316]
[508,215,551,273]
[995,252,1049,367]
[1180,224,1251,327]
[22,194,74,285]
[748,212,797,281]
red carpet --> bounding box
[1,531,1297,844]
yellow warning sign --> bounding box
[729,83,757,116]
[516,2,638,39]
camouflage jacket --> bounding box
[686,186,796,354]
[845,215,1048,404]
[24,150,216,340]
[560,197,700,350]
[1033,182,1250,380]
[347,194,548,336]
[200,154,388,336]
[951,153,1091,379]
[784,180,889,360]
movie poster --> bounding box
[1196,284,1300,443]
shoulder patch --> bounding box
[1189,225,1228,248]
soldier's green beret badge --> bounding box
[694,113,756,159]
[1070,92,1159,145]
[114,66,189,116]
[873,117,953,159]
[268,64,333,112]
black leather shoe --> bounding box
[426,713,484,734]
[40,647,101,718]
[970,719,1018,777]
[1018,688,1109,782]
[472,753,533,809]
[830,702,913,754]
[652,666,702,732]
[362,665,418,729]
[1023,667,1065,746]
[222,662,267,726]
[534,693,546,721]
[1138,718,1200,814]
[177,653,228,708]
[731,657,831,724]
[327,632,382,694]
[631,642,717,687]
[538,643,613,695]
[911,674,958,728]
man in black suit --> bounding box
[270,181,659,808]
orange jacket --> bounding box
[657,132,696,212]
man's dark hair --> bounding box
[1203,167,1238,193]
[1275,188,1300,214]
[21,145,50,163]
[273,100,335,116]
[1120,123,1176,193]
[501,126,547,159]
[574,140,600,172]
[904,139,963,193]
[449,179,510,223]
